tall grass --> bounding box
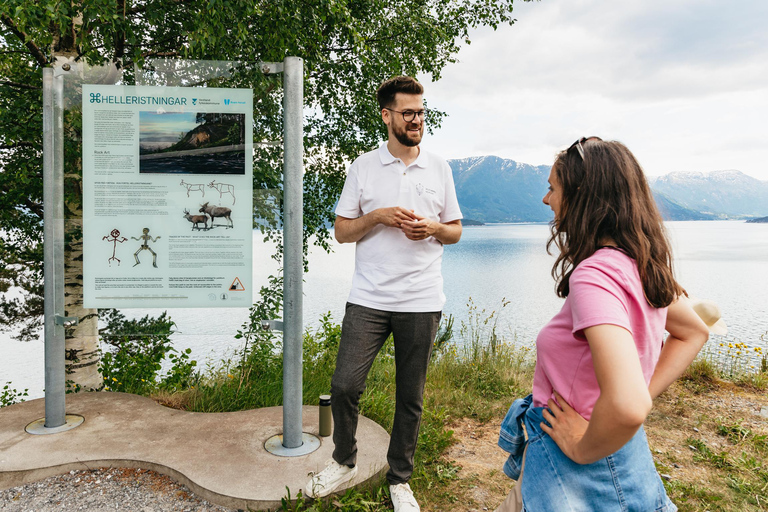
[682,331,768,392]
[427,298,535,422]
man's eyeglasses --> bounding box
[384,108,429,123]
[569,136,602,160]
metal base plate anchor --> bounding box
[25,414,85,435]
[264,432,321,457]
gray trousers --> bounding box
[330,302,441,484]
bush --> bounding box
[98,309,198,394]
[1,382,28,408]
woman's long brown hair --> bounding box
[546,139,683,308]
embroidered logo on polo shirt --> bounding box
[416,182,436,196]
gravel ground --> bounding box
[0,468,241,512]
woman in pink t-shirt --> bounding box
[496,138,710,512]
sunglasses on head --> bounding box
[568,136,602,160]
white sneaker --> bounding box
[390,483,420,512]
[305,459,358,498]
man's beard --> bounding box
[392,122,423,147]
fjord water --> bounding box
[3,221,767,399]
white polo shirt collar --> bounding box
[378,143,428,168]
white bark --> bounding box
[64,226,102,391]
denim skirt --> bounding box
[519,406,677,512]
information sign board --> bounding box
[82,85,253,308]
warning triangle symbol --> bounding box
[229,277,245,291]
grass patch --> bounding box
[652,386,768,512]
[680,357,720,394]
[700,337,768,387]
[679,335,768,395]
[664,480,726,511]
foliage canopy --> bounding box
[0,0,523,339]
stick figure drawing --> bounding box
[102,228,127,266]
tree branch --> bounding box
[113,0,126,66]
[126,0,196,16]
[0,181,44,219]
[0,142,35,150]
[0,81,41,91]
[23,198,44,219]
[0,14,49,67]
[141,50,180,58]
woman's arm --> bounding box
[541,324,652,464]
[648,298,710,399]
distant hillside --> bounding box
[652,191,718,221]
[450,156,552,222]
[142,113,245,155]
[448,156,767,223]
[166,122,236,152]
[746,216,768,224]
[650,170,768,218]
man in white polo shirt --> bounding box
[306,76,462,511]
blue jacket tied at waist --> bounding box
[498,394,532,480]
[497,394,678,511]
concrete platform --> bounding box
[0,392,390,510]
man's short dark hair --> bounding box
[377,76,424,109]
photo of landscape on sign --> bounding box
[139,111,246,174]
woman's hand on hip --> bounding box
[540,391,589,464]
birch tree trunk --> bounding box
[64,232,102,390]
[54,21,104,391]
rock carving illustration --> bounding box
[102,228,127,266]
[180,179,205,197]
[132,227,161,267]
[208,180,235,204]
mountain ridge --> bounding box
[448,156,767,223]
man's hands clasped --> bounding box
[375,206,418,228]
[376,207,436,241]
[401,213,435,241]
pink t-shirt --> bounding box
[532,248,668,420]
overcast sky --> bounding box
[420,0,768,181]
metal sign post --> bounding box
[28,65,84,435]
[264,56,321,456]
[281,56,305,450]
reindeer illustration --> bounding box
[183,209,209,230]
[208,180,235,204]
[200,202,233,229]
[180,179,205,197]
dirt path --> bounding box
[439,417,511,511]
